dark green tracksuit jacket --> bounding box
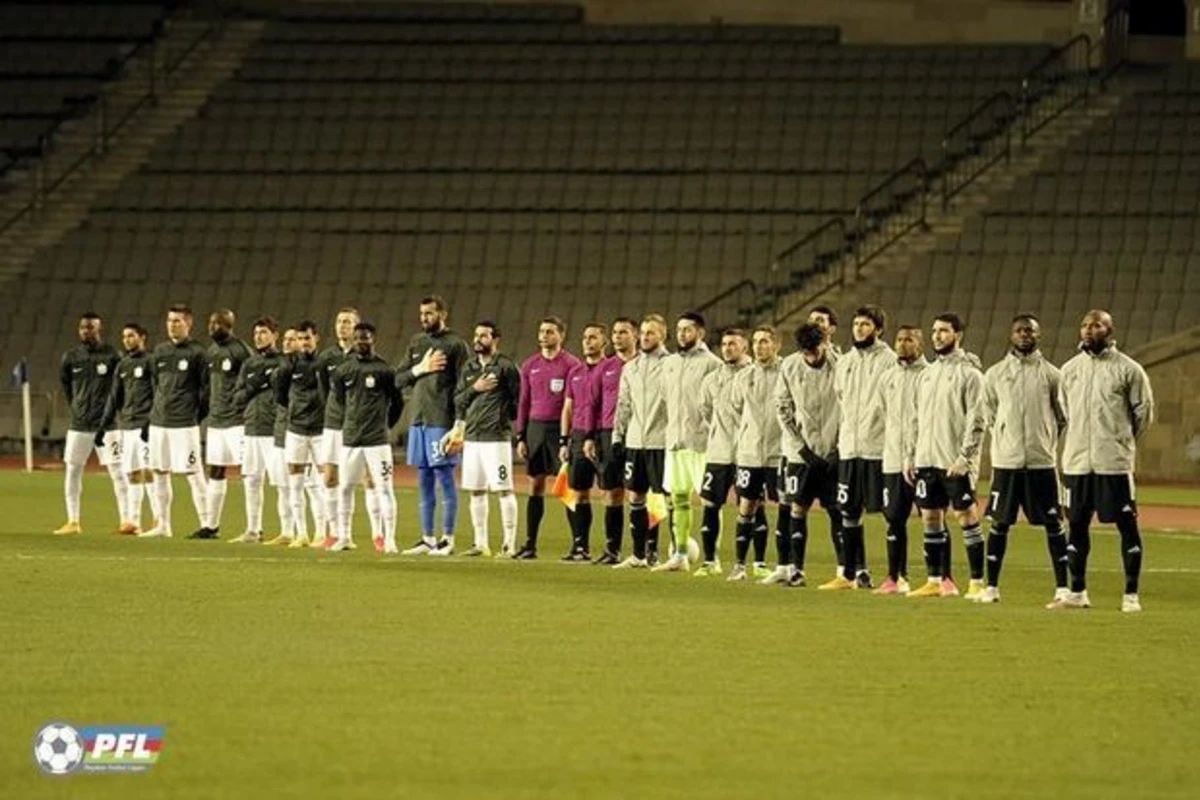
[149,338,209,428]
[395,328,471,429]
[207,336,253,430]
[60,341,120,432]
[454,354,521,443]
[100,350,153,432]
[276,351,325,437]
[233,348,283,438]
[333,354,403,448]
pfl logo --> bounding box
[33,722,164,775]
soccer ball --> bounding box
[686,536,701,564]
[33,723,84,775]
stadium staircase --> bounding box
[0,15,264,290]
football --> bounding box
[33,723,84,775]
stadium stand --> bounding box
[0,3,1051,390]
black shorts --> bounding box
[882,472,916,524]
[624,448,665,495]
[1063,473,1137,525]
[837,458,885,518]
[594,430,624,491]
[914,467,977,512]
[735,465,780,503]
[525,420,561,477]
[987,468,1062,526]
[784,459,838,508]
[700,463,736,505]
[567,432,596,491]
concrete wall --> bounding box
[286,0,1079,44]
[1129,328,1200,483]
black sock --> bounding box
[790,512,808,571]
[1067,520,1091,593]
[1117,514,1143,594]
[646,522,659,560]
[924,528,945,578]
[941,528,954,580]
[829,512,844,570]
[630,504,648,559]
[573,502,593,553]
[605,505,623,554]
[985,524,1009,587]
[701,504,721,562]
[752,517,768,564]
[526,495,545,547]
[964,522,985,581]
[735,516,752,564]
[886,521,905,581]
[774,505,791,565]
[1046,522,1068,588]
[842,526,864,580]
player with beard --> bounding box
[958,314,1068,604]
[559,323,608,561]
[824,305,893,590]
[276,320,327,548]
[54,312,123,536]
[612,315,670,569]
[906,313,984,598]
[655,312,722,572]
[775,322,841,587]
[397,296,471,556]
[694,328,751,576]
[584,317,638,564]
[808,305,840,361]
[513,316,581,559]
[197,309,252,540]
[454,321,522,557]
[1053,310,1154,613]
[873,325,927,595]
[98,322,157,534]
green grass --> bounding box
[2,472,1199,799]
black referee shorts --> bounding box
[594,430,624,491]
[567,431,597,492]
[525,420,561,477]
[986,468,1061,527]
[1063,473,1137,525]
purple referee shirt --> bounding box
[588,353,630,434]
[565,360,601,435]
[516,349,582,434]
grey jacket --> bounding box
[880,356,927,474]
[731,358,784,468]
[910,348,984,472]
[663,342,722,452]
[700,359,750,465]
[961,350,1067,470]
[613,346,669,450]
[1059,344,1154,475]
[835,339,894,460]
[775,352,840,461]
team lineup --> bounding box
[54,297,1154,612]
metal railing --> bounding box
[1019,33,1092,144]
[765,217,850,324]
[0,9,225,237]
[853,158,928,269]
[694,278,758,331]
[940,91,1015,209]
[1096,0,1130,89]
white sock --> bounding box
[275,485,294,537]
[338,483,355,543]
[144,475,162,523]
[324,484,339,538]
[364,487,379,535]
[127,481,145,527]
[206,478,227,531]
[155,473,174,532]
[288,473,308,538]
[186,471,209,528]
[107,463,130,524]
[64,463,84,522]
[377,485,396,548]
[304,474,325,538]
[470,493,489,549]
[499,492,518,550]
[244,474,264,533]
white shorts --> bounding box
[340,444,395,489]
[284,432,322,466]
[242,435,275,480]
[63,429,119,468]
[317,427,343,467]
[206,425,244,467]
[148,425,202,474]
[120,429,150,473]
[270,447,288,487]
[461,441,514,492]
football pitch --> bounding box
[3,471,1199,798]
